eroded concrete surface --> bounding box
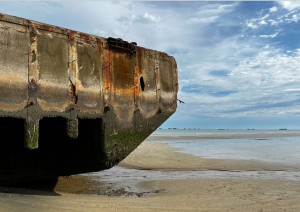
[0,13,178,183]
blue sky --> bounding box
[1,1,300,129]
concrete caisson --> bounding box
[0,13,178,183]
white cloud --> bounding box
[143,12,160,23]
[269,6,278,13]
[259,32,279,38]
[269,19,283,26]
[189,16,218,24]
[229,48,300,111]
[291,14,300,22]
[179,34,300,118]
[242,2,300,41]
[246,22,259,29]
[245,13,270,29]
[187,3,237,24]
[116,12,160,24]
[259,20,267,25]
[277,1,300,10]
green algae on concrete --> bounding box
[25,121,39,150]
[104,130,152,167]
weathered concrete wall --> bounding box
[0,13,178,182]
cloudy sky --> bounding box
[1,1,300,129]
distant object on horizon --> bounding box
[279,128,287,130]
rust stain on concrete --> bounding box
[0,12,178,183]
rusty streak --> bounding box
[0,12,178,184]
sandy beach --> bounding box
[1,177,300,212]
[1,132,300,211]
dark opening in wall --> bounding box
[39,117,105,176]
[0,117,106,183]
[140,76,145,91]
[0,118,36,181]
[0,118,25,150]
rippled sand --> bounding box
[1,137,300,211]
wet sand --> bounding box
[1,138,300,211]
[1,178,300,212]
[120,141,300,171]
[149,130,300,141]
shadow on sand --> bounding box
[0,177,60,196]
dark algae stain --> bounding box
[104,130,152,167]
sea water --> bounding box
[87,129,300,190]
[155,129,300,165]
